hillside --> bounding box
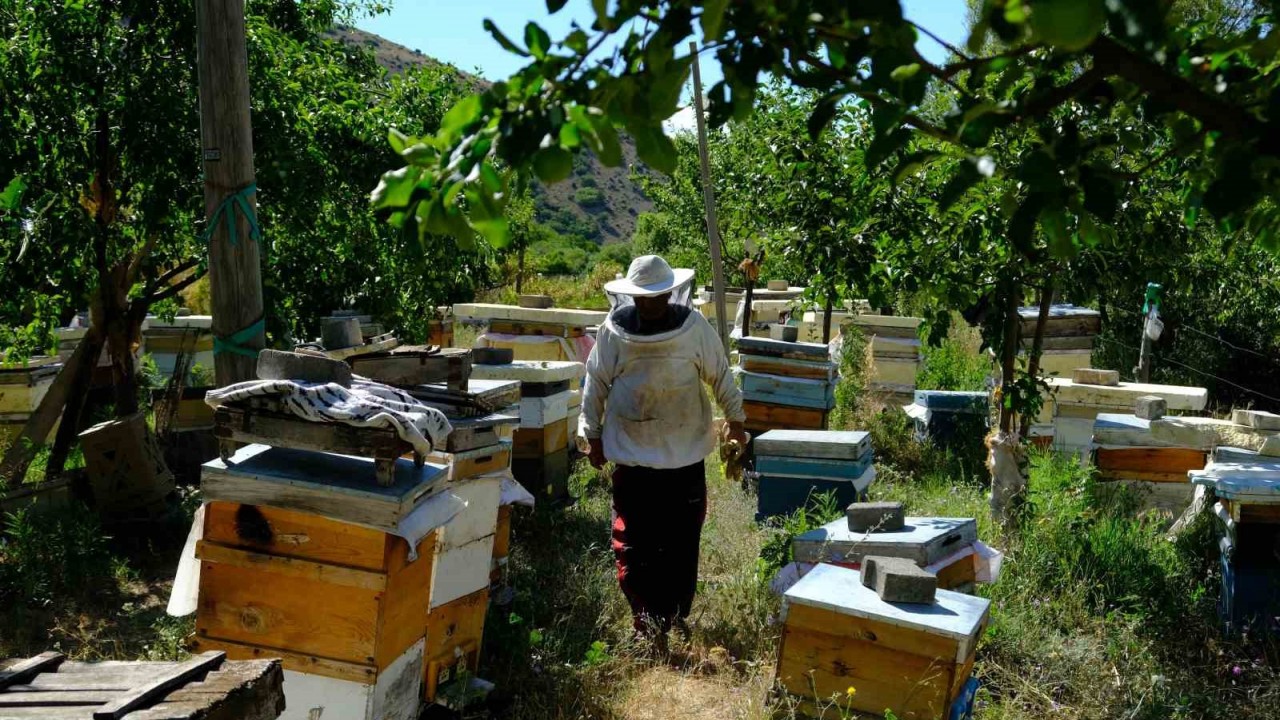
[329,25,652,245]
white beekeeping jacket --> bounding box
[582,310,745,469]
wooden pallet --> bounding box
[347,347,471,390]
[0,651,284,719]
[213,400,422,486]
[488,320,586,338]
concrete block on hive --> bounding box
[517,294,554,309]
[1072,368,1120,386]
[1232,409,1280,431]
[767,279,789,291]
[1261,436,1280,458]
[1134,395,1167,420]
[769,323,799,342]
[847,501,905,532]
[322,316,363,351]
[861,555,938,604]
[257,349,353,387]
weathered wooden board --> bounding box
[1095,447,1206,479]
[1095,479,1195,515]
[1092,414,1168,447]
[1220,497,1280,524]
[431,534,494,609]
[0,656,284,720]
[412,378,520,417]
[488,320,585,338]
[426,442,510,481]
[453,303,607,326]
[1047,378,1208,411]
[436,475,502,552]
[739,370,836,410]
[1017,304,1101,337]
[444,412,519,453]
[512,422,569,459]
[200,445,447,533]
[792,516,978,566]
[348,348,471,390]
[1151,416,1279,452]
[871,357,919,385]
[755,453,873,481]
[754,429,871,460]
[0,368,58,415]
[203,502,390,571]
[467,360,584,384]
[743,402,827,431]
[735,336,830,361]
[737,354,835,380]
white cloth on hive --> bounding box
[205,377,452,455]
[499,473,536,507]
[166,489,468,617]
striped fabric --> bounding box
[205,377,452,455]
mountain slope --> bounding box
[329,25,651,244]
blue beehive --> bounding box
[753,430,874,521]
[903,391,989,445]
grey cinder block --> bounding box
[861,555,937,604]
[1135,395,1167,420]
[846,501,905,532]
[257,349,353,387]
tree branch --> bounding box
[145,265,205,306]
[1020,65,1106,119]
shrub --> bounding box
[0,504,116,607]
[574,187,606,209]
[917,334,989,392]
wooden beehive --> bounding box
[739,370,836,411]
[512,448,571,502]
[491,504,512,587]
[426,441,512,481]
[78,412,175,514]
[0,362,59,414]
[778,564,989,720]
[792,516,978,567]
[742,401,827,432]
[423,588,489,703]
[512,422,568,459]
[432,474,502,610]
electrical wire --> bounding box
[1103,304,1280,367]
[1093,335,1280,405]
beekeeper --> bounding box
[582,254,748,643]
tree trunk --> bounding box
[989,279,1027,529]
[822,295,835,344]
[997,282,1021,433]
[516,243,525,294]
[1018,278,1054,438]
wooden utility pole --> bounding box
[689,42,729,352]
[196,0,264,385]
[1136,282,1161,383]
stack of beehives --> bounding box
[192,350,521,717]
[1038,368,1208,456]
[470,359,585,503]
[736,336,836,435]
[752,429,874,521]
[1017,304,1100,377]
[143,312,214,379]
[843,314,923,402]
[1193,437,1280,634]
[0,355,61,446]
[695,281,806,335]
[454,302,605,364]
[902,390,990,448]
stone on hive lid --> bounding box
[257,349,353,387]
[1262,436,1280,458]
[846,501,905,532]
[518,294,554,309]
[1232,409,1280,431]
[1134,395,1167,420]
[1072,368,1120,386]
[861,555,937,604]
[767,279,789,291]
[321,316,363,351]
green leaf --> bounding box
[546,0,568,12]
[937,161,982,211]
[559,121,582,149]
[524,22,551,60]
[483,19,529,56]
[632,125,677,174]
[807,95,843,140]
[585,114,623,166]
[1040,206,1075,258]
[591,0,612,30]
[865,128,911,170]
[1030,0,1105,51]
[1004,0,1028,24]
[387,129,409,155]
[440,95,484,137]
[892,151,939,185]
[0,175,26,212]
[371,167,419,210]
[701,0,730,42]
[564,29,588,54]
[889,63,921,82]
[532,146,574,183]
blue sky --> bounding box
[356,1,971,87]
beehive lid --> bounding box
[1016,304,1100,320]
[754,429,871,460]
[785,563,990,655]
[468,360,585,383]
[912,390,988,413]
[736,336,830,360]
[1047,378,1208,411]
[792,516,977,566]
[201,444,448,532]
[453,303,608,326]
[1092,413,1170,447]
[1190,461,1280,503]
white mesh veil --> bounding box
[606,276,695,312]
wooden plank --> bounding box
[791,517,980,567]
[348,348,471,388]
[453,303,607,326]
[735,336,829,361]
[1095,447,1206,473]
[213,406,407,459]
[431,534,495,609]
[742,401,827,430]
[200,445,446,533]
[754,429,870,460]
[468,360,584,384]
[488,320,585,338]
[517,379,572,398]
[374,532,436,672]
[195,540,387,591]
[197,562,380,665]
[512,423,569,459]
[190,637,374,685]
[0,652,65,691]
[739,371,835,409]
[784,602,957,662]
[755,454,873,481]
[777,625,954,720]
[517,392,569,428]
[91,651,225,720]
[934,552,978,590]
[437,476,503,551]
[203,502,389,571]
[1047,378,1208,411]
[414,378,522,416]
[738,354,835,380]
[492,506,512,561]
[1097,469,1192,484]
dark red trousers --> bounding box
[610,460,707,634]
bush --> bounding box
[574,187,606,209]
[917,334,989,392]
[0,504,116,607]
[596,242,634,269]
